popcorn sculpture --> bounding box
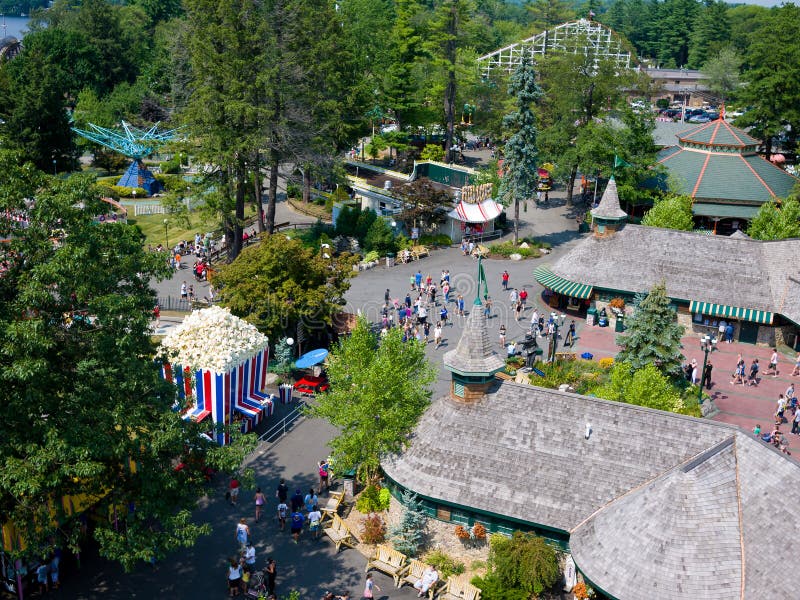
[159,306,274,445]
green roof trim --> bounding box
[691,203,760,219]
[689,300,773,325]
[534,266,593,299]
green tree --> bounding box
[420,143,445,162]
[212,236,356,343]
[702,46,742,107]
[309,318,435,482]
[687,0,730,69]
[389,490,428,556]
[498,55,541,244]
[483,532,559,597]
[736,4,800,159]
[641,195,694,230]
[364,218,398,255]
[397,177,452,234]
[616,282,685,376]
[0,156,251,569]
[747,197,800,240]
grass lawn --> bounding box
[129,206,256,247]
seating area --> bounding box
[411,245,430,260]
[323,514,356,552]
[397,559,441,599]
[436,575,482,600]
[320,490,344,524]
[366,544,408,585]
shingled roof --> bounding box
[549,224,800,325]
[654,120,799,203]
[442,298,505,376]
[383,382,800,599]
[590,177,627,220]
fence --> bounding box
[134,204,167,216]
[157,295,194,312]
[258,401,307,444]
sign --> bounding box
[459,183,493,204]
[411,227,419,240]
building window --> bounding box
[450,510,470,525]
[453,381,465,398]
[436,506,451,521]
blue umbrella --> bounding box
[295,348,329,369]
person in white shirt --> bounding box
[242,542,256,571]
[434,324,443,348]
[307,505,322,539]
[414,565,439,597]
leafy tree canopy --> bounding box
[309,317,435,481]
[641,194,694,230]
[589,362,694,415]
[0,154,251,569]
[212,235,357,343]
[483,532,559,597]
[616,282,684,376]
[747,196,800,240]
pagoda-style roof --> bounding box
[654,120,799,204]
[590,177,627,220]
[442,299,505,376]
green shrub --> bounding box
[110,185,147,198]
[488,242,537,258]
[155,174,189,193]
[519,236,552,249]
[389,491,427,557]
[355,484,390,513]
[361,514,386,544]
[364,218,397,255]
[471,574,529,600]
[423,550,465,579]
[160,158,181,174]
[418,234,452,247]
[488,532,559,597]
[286,182,301,199]
[363,250,380,263]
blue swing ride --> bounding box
[71,121,181,196]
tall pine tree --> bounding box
[616,282,685,376]
[498,55,541,244]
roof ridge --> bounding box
[738,154,777,197]
[708,119,723,145]
[733,435,746,600]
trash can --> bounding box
[587,307,597,326]
[386,253,395,267]
[615,314,625,332]
[578,222,590,233]
[342,468,357,500]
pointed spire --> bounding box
[443,306,506,377]
[590,177,628,220]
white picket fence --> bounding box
[134,203,167,216]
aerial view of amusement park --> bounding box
[1,0,800,599]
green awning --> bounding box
[691,203,760,219]
[534,266,593,299]
[689,300,773,325]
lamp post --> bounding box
[286,337,294,358]
[163,218,169,250]
[698,334,717,404]
[52,159,56,176]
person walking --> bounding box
[519,288,528,308]
[254,487,266,523]
[515,300,523,321]
[766,348,780,377]
[290,489,304,513]
[242,541,256,572]
[509,288,518,305]
[235,518,250,549]
[530,310,539,335]
[564,320,576,347]
[457,294,465,317]
[290,510,305,543]
[308,504,322,539]
[501,270,509,290]
[499,324,506,348]
[384,289,390,304]
[442,282,450,304]
[265,558,277,595]
[304,488,318,514]
[747,359,759,386]
[180,281,187,300]
[229,476,240,507]
[318,460,330,494]
[440,304,448,327]
[792,409,800,435]
[153,304,161,328]
[792,352,800,376]
[276,499,288,530]
[434,322,443,349]
[363,573,380,599]
[227,558,242,598]
[725,322,734,343]
[703,361,713,390]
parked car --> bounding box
[705,111,720,121]
[688,114,711,123]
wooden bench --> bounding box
[366,544,408,585]
[320,490,344,524]
[494,371,514,381]
[323,514,355,552]
[411,245,430,260]
[436,575,481,600]
[397,559,441,599]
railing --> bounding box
[134,203,167,216]
[258,401,307,444]
[157,295,194,312]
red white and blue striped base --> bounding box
[162,348,273,445]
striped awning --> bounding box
[689,300,773,325]
[534,266,593,299]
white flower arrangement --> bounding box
[159,305,268,373]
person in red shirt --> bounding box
[153,304,160,327]
[229,477,240,506]
[519,288,528,307]
[501,270,510,290]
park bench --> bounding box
[366,544,408,586]
[494,371,514,381]
[323,514,356,552]
[397,559,441,599]
[411,245,430,260]
[436,576,482,600]
[320,490,345,524]
[554,352,577,361]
